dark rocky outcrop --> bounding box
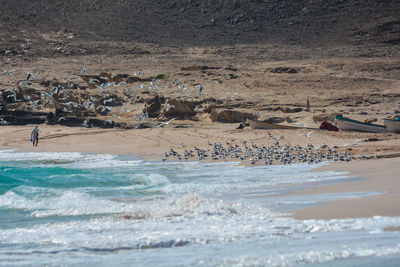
[210,108,257,123]
[269,67,298,74]
[144,94,165,118]
[278,107,303,113]
[162,99,197,119]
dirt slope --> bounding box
[0,0,399,47]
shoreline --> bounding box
[1,124,400,224]
[288,157,400,221]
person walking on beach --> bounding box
[31,126,39,147]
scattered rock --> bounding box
[365,137,380,142]
[181,66,220,71]
[313,112,342,122]
[194,102,217,113]
[210,108,256,123]
[162,99,197,118]
[278,107,303,113]
[364,118,377,124]
[269,67,298,74]
[144,94,165,117]
[284,116,293,123]
[313,114,329,123]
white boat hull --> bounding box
[383,119,400,133]
[335,117,387,133]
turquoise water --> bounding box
[0,150,399,266]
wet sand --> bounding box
[288,157,400,220]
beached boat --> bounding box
[383,118,400,133]
[334,116,387,133]
[248,120,303,130]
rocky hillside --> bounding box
[1,0,399,46]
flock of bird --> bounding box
[162,132,352,165]
[2,68,206,125]
[0,69,368,166]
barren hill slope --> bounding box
[1,0,399,46]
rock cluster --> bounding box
[1,71,262,128]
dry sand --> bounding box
[1,124,400,224]
[1,124,400,162]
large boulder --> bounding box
[58,116,85,127]
[210,108,257,123]
[144,94,165,117]
[1,115,46,125]
[87,118,115,128]
[313,112,342,123]
[162,99,197,118]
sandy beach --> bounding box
[290,158,400,220]
[2,1,400,265]
[1,124,400,223]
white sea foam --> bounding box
[1,150,400,266]
[0,150,143,168]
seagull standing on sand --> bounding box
[4,69,15,76]
[99,82,115,91]
[5,89,17,102]
[125,88,132,95]
[26,73,38,82]
[134,114,143,122]
[25,73,38,88]
[80,69,87,75]
[158,118,176,127]
[30,100,40,106]
[89,78,101,84]
[50,85,64,96]
[44,100,52,107]
[103,98,113,105]
[178,83,186,94]
[140,108,149,118]
[81,119,89,128]
[165,103,172,112]
[197,85,205,96]
[83,101,93,109]
[135,71,144,77]
[150,79,160,90]
[116,81,127,87]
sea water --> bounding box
[0,150,399,266]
